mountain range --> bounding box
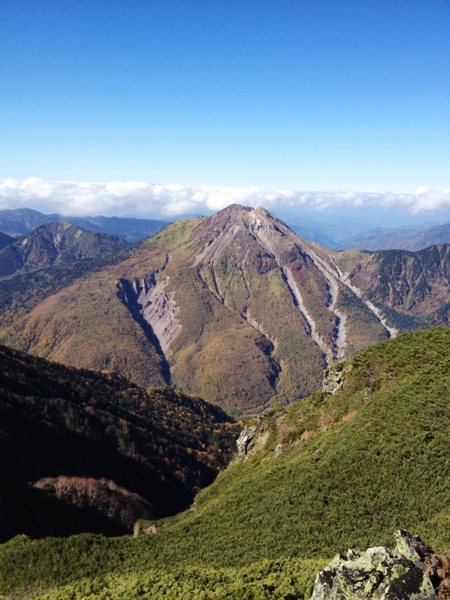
[3,206,450,251]
[1,204,450,597]
[0,208,167,243]
[0,220,129,279]
[0,204,449,414]
[337,222,450,251]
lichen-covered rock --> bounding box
[311,530,437,599]
[322,363,352,396]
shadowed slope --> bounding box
[0,344,238,541]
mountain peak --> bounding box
[191,204,299,271]
[204,204,281,229]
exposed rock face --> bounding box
[311,530,439,599]
[322,363,352,395]
[2,204,450,413]
[117,274,180,355]
[235,411,288,460]
[235,421,265,460]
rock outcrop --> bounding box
[311,530,448,599]
[235,419,267,460]
[322,363,352,395]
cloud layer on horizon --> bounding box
[1,177,450,219]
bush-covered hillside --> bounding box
[1,327,450,598]
[0,344,238,541]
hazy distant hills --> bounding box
[3,206,450,250]
[337,223,450,251]
[0,208,167,243]
[0,220,130,279]
[0,343,237,541]
[1,204,449,413]
[0,231,13,250]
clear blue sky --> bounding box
[1,0,449,194]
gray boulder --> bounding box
[311,530,437,599]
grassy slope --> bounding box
[2,327,450,598]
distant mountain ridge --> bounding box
[0,208,167,243]
[0,204,448,413]
[0,231,13,250]
[3,206,450,251]
[0,220,130,279]
[338,223,450,251]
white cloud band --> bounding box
[1,177,449,218]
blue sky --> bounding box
[0,0,449,220]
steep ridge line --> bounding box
[212,209,334,366]
[336,262,399,338]
[241,308,280,351]
[282,265,333,366]
[246,212,335,366]
[192,207,397,369]
[197,267,224,305]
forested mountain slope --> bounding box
[0,344,238,541]
[0,231,13,250]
